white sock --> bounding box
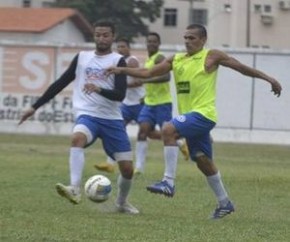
[116,175,132,205]
[163,146,179,187]
[206,171,229,207]
[106,156,115,165]
[135,141,148,172]
[69,147,85,188]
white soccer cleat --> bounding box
[55,183,81,204]
[116,202,139,214]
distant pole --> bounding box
[246,0,251,47]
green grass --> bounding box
[0,133,290,242]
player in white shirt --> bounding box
[19,21,139,214]
[94,37,162,173]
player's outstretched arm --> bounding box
[210,49,282,97]
[18,55,78,125]
[106,55,173,81]
[106,66,151,78]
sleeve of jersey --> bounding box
[32,54,78,110]
[98,57,127,101]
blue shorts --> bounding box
[138,103,172,128]
[75,115,131,160]
[171,112,216,161]
[121,103,143,123]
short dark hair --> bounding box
[116,37,130,47]
[94,20,115,34]
[186,24,207,38]
[147,32,161,44]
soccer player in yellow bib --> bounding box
[106,24,282,219]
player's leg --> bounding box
[194,148,234,219]
[94,104,133,173]
[146,112,209,197]
[146,121,179,197]
[185,113,234,219]
[134,122,153,174]
[101,119,139,214]
[56,115,98,204]
[155,102,189,161]
[135,105,156,174]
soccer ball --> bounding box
[84,175,112,203]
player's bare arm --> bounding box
[209,49,282,97]
[106,56,172,80]
[142,54,170,83]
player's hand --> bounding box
[83,83,100,94]
[270,78,282,97]
[18,107,35,125]
[105,67,123,75]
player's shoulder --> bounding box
[78,50,95,58]
[127,55,139,62]
[79,50,95,55]
[207,48,226,57]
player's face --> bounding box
[184,28,206,55]
[94,27,114,53]
[146,35,160,55]
[116,41,130,56]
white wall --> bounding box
[0,43,289,145]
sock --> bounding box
[206,171,229,207]
[163,146,179,187]
[106,156,115,165]
[69,147,85,188]
[135,141,148,172]
[116,175,132,205]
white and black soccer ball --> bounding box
[84,175,112,203]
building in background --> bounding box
[1,0,290,49]
[0,0,55,8]
[0,7,93,44]
[140,0,290,50]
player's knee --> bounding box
[71,132,87,147]
[118,161,134,179]
[162,122,176,139]
[195,155,217,176]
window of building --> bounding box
[191,9,208,25]
[254,4,262,13]
[224,4,232,12]
[164,8,177,27]
[23,0,31,7]
[264,5,272,12]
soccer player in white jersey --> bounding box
[19,21,139,214]
[95,37,162,173]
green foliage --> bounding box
[53,0,164,41]
[1,133,290,241]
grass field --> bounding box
[1,133,290,242]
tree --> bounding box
[53,0,164,41]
